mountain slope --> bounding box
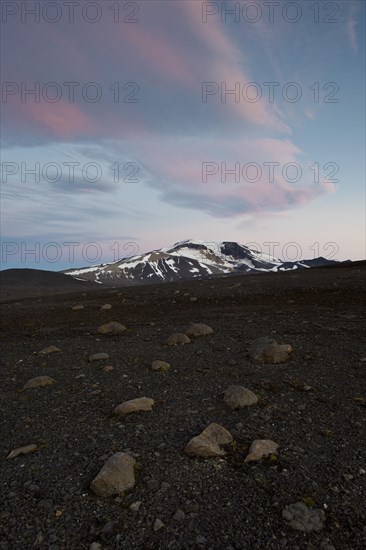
[64,239,339,286]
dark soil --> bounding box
[1,264,366,550]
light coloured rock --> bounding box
[100,304,112,310]
[103,365,114,372]
[89,352,109,362]
[153,518,164,531]
[114,397,155,416]
[90,452,136,497]
[249,337,293,364]
[185,323,213,337]
[282,501,325,531]
[98,322,126,334]
[224,385,258,409]
[185,423,233,458]
[22,376,55,390]
[151,360,170,372]
[72,304,84,310]
[7,444,38,459]
[189,296,198,302]
[244,439,279,462]
[38,345,61,355]
[164,333,190,346]
[130,501,142,512]
[89,543,102,550]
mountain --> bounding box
[64,239,341,286]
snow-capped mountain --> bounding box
[64,239,339,286]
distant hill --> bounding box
[0,268,99,301]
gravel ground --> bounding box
[0,264,365,550]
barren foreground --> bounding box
[1,264,365,550]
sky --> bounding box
[1,0,365,271]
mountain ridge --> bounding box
[64,239,343,286]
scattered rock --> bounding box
[164,333,191,346]
[103,365,114,372]
[7,444,38,459]
[223,385,258,409]
[151,360,170,372]
[38,345,61,355]
[185,323,213,337]
[282,501,325,531]
[72,304,84,310]
[189,296,198,302]
[114,397,155,416]
[89,543,102,550]
[153,518,164,531]
[173,509,185,521]
[185,423,233,458]
[100,304,112,310]
[22,376,55,390]
[244,439,279,462]
[130,501,142,512]
[98,322,126,334]
[90,452,136,497]
[249,337,293,364]
[89,352,109,362]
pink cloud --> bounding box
[26,100,94,138]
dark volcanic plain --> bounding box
[1,263,366,550]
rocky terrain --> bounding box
[0,262,365,550]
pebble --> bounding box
[7,444,37,459]
[89,352,109,362]
[22,376,56,390]
[153,518,164,531]
[173,510,185,521]
[114,397,155,416]
[38,345,61,355]
[164,333,191,346]
[130,501,142,512]
[98,322,126,334]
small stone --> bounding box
[89,352,109,362]
[7,444,38,459]
[100,304,112,310]
[98,322,126,334]
[151,360,171,372]
[185,323,213,337]
[173,509,185,521]
[249,337,293,364]
[164,333,190,346]
[244,439,279,462]
[130,501,142,512]
[224,386,258,409]
[196,536,206,544]
[189,297,198,302]
[90,452,136,497]
[22,376,55,390]
[103,365,114,372]
[359,468,366,475]
[38,345,61,355]
[185,423,233,458]
[153,518,164,531]
[282,501,325,532]
[72,304,84,310]
[114,397,155,416]
[89,543,102,550]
